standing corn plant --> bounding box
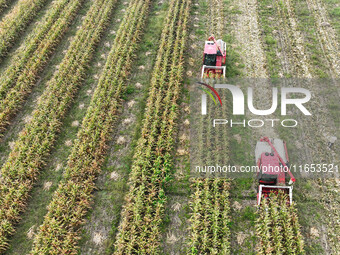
[30,0,151,253]
[0,0,47,58]
[113,0,191,253]
[188,178,231,255]
[0,0,84,135]
[256,192,305,254]
[0,0,117,251]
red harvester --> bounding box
[255,137,296,205]
[201,35,226,78]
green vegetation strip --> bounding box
[113,0,190,253]
[30,0,151,253]
[0,0,117,251]
[0,0,47,58]
[0,0,83,135]
[256,192,304,254]
[188,178,231,255]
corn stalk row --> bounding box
[188,1,231,253]
[113,0,190,253]
[0,0,117,251]
[0,0,83,136]
[29,0,151,253]
[0,0,47,58]
[256,192,304,254]
[188,179,231,255]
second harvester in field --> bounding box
[255,137,296,205]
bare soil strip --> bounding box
[232,0,279,140]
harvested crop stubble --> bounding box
[30,0,151,253]
[0,0,84,136]
[319,178,340,253]
[305,0,340,77]
[274,0,312,78]
[0,0,47,58]
[270,1,340,252]
[114,0,190,253]
[0,0,117,251]
[274,0,338,163]
[233,0,268,77]
[256,192,304,254]
[188,178,231,255]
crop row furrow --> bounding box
[0,0,84,136]
[0,0,117,251]
[113,0,190,253]
[0,0,48,58]
[29,0,151,253]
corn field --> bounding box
[256,192,304,254]
[113,0,190,253]
[0,0,10,14]
[188,178,231,255]
[0,0,47,58]
[0,0,83,135]
[30,0,151,253]
[0,0,117,250]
